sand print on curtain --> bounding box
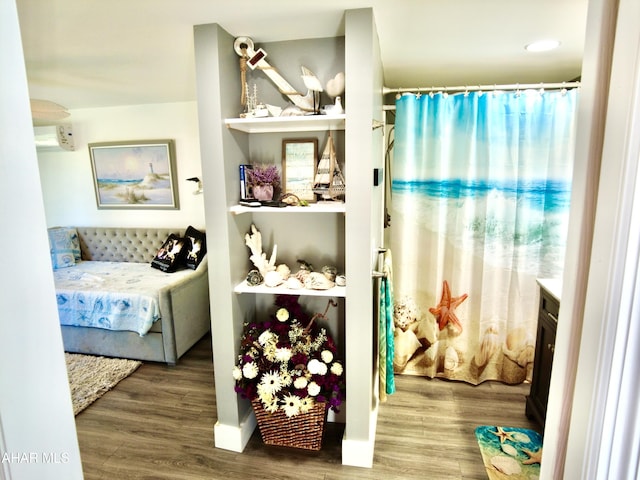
[391,89,578,384]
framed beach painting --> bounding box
[88,139,179,209]
[281,138,318,202]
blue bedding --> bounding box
[53,261,194,335]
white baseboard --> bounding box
[341,401,379,468]
[213,410,257,452]
[342,437,375,468]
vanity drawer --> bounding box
[540,289,559,323]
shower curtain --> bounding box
[391,89,578,384]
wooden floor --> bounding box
[75,335,540,480]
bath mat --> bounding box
[475,425,542,479]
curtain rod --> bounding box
[383,81,581,95]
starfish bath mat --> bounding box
[475,426,542,479]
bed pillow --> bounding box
[151,233,187,272]
[184,226,207,270]
[48,227,81,269]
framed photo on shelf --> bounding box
[281,138,318,202]
[88,139,179,209]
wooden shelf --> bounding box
[234,280,346,297]
[225,114,346,133]
[230,203,345,215]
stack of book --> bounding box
[239,164,253,200]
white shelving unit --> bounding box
[225,114,345,133]
[229,203,345,215]
[194,9,384,468]
[234,281,346,297]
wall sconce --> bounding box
[186,177,203,195]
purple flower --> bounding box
[247,164,280,188]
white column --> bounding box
[0,1,83,479]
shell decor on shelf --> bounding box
[246,269,264,286]
[304,272,335,290]
[321,265,337,282]
[276,264,291,280]
[245,224,277,276]
[264,270,284,288]
[242,226,344,291]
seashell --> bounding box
[501,443,518,457]
[410,318,438,345]
[335,274,346,286]
[276,264,291,280]
[503,327,535,364]
[505,327,532,351]
[286,277,303,289]
[246,269,263,286]
[393,328,421,370]
[444,346,459,371]
[490,455,521,475]
[295,269,310,282]
[424,341,439,364]
[517,344,535,367]
[321,265,337,282]
[512,432,531,443]
[304,272,335,290]
[297,259,313,271]
[264,270,284,287]
[393,296,420,330]
[474,325,500,367]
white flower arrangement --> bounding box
[234,297,345,417]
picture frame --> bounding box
[281,138,318,202]
[88,139,179,209]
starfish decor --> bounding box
[522,447,543,465]
[429,280,468,333]
[489,426,518,444]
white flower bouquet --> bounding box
[233,296,344,418]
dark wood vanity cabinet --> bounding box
[526,284,559,430]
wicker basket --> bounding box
[251,398,327,450]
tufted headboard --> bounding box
[76,227,185,263]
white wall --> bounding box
[38,101,205,229]
[0,1,83,478]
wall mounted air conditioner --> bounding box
[34,124,75,151]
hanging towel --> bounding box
[379,249,396,402]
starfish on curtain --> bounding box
[429,280,468,333]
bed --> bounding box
[50,226,211,365]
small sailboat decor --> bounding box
[313,133,345,201]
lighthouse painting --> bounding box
[89,139,179,209]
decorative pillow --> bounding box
[151,234,187,272]
[48,227,81,269]
[184,226,207,270]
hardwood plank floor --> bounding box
[74,335,540,479]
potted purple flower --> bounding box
[247,164,280,201]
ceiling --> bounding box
[16,0,588,111]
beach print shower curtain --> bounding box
[391,89,578,384]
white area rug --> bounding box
[65,353,141,415]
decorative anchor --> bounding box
[234,36,316,113]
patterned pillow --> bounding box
[151,234,187,272]
[184,226,206,270]
[48,227,81,269]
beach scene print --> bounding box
[390,90,576,384]
[90,141,177,208]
